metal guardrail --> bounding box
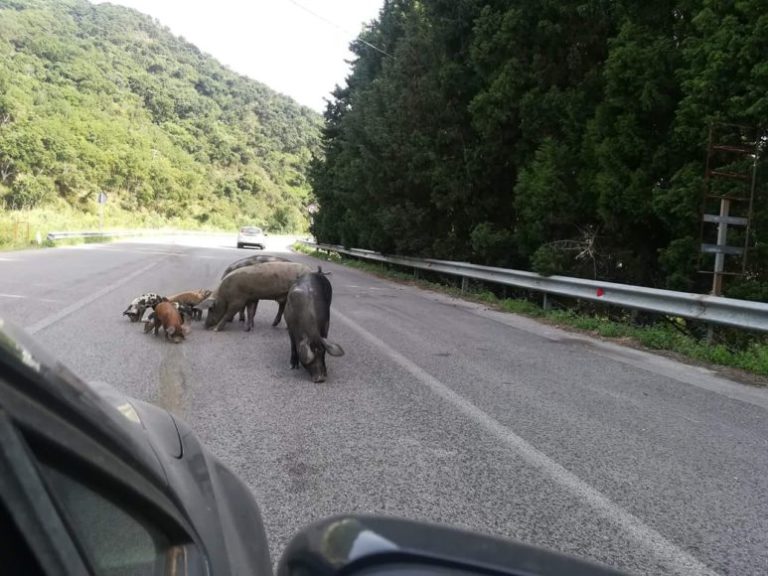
[45,229,236,242]
[300,241,768,333]
[46,231,124,241]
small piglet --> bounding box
[144,301,188,343]
[167,289,212,321]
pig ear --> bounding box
[298,339,315,365]
[322,338,345,357]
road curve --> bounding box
[1,236,766,576]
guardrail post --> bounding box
[542,293,552,311]
[461,277,468,294]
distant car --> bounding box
[237,226,266,249]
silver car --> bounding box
[236,226,266,249]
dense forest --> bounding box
[0,0,321,231]
[311,0,767,298]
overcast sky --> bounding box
[90,0,384,111]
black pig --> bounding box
[284,271,344,383]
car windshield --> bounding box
[0,2,766,576]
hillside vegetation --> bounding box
[312,0,767,300]
[0,0,321,233]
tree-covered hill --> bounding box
[0,0,322,231]
[312,0,767,298]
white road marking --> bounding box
[334,309,720,576]
[0,293,61,303]
[27,259,163,335]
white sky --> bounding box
[90,0,384,111]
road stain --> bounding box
[278,450,322,494]
[154,347,188,415]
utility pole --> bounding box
[699,123,758,296]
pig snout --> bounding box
[298,340,328,383]
[309,359,328,383]
[123,307,140,322]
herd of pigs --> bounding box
[121,254,345,383]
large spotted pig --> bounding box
[220,254,291,279]
[221,255,291,323]
[204,262,311,332]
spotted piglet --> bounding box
[123,293,166,322]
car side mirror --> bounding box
[277,515,629,576]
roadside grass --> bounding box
[0,204,231,251]
[293,243,768,380]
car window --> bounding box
[40,464,169,576]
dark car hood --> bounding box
[0,317,170,484]
[0,317,272,575]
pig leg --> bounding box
[289,333,299,369]
[271,299,286,327]
[143,312,155,334]
[245,300,258,332]
[213,301,243,332]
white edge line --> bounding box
[27,259,163,335]
[333,309,720,576]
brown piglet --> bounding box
[146,301,189,343]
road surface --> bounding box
[1,235,766,576]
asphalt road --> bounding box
[1,235,767,576]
